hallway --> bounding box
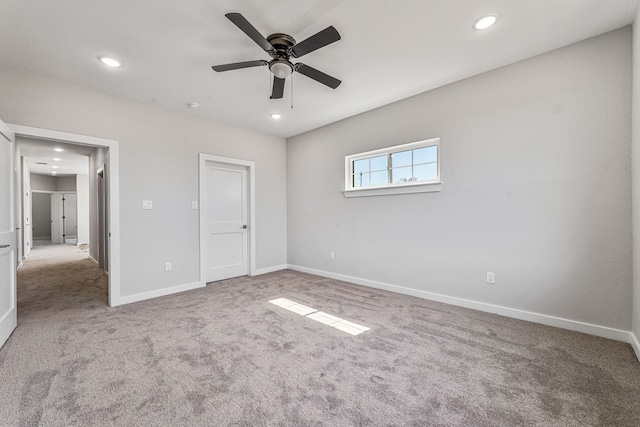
[18,244,108,318]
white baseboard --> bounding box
[88,255,99,265]
[17,261,23,270]
[253,264,288,276]
[631,332,640,363]
[287,265,630,343]
[116,281,205,306]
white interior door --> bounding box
[51,193,63,244]
[205,162,248,282]
[0,119,17,349]
[63,193,77,241]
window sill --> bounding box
[342,182,442,198]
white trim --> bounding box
[88,255,99,265]
[345,137,440,193]
[631,331,640,363]
[9,124,122,307]
[343,182,442,197]
[117,281,205,306]
[254,264,288,275]
[287,264,631,343]
[198,153,256,284]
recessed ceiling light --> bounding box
[53,157,61,161]
[271,113,282,120]
[52,165,59,169]
[54,148,64,152]
[99,56,122,68]
[474,14,497,30]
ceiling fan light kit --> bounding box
[270,60,293,79]
[212,12,341,100]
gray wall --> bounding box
[0,66,287,298]
[29,173,76,192]
[30,173,56,191]
[31,192,51,239]
[633,14,640,345]
[56,176,76,191]
[287,28,632,330]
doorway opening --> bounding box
[10,124,121,306]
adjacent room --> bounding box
[0,1,639,425]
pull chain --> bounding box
[290,72,294,109]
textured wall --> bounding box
[0,66,287,299]
[632,12,640,348]
[287,28,633,330]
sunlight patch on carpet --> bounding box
[269,297,370,336]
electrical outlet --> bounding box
[142,200,153,210]
[191,201,198,210]
[165,262,172,272]
[330,251,335,260]
[486,272,495,284]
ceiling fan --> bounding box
[212,13,342,99]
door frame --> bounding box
[9,124,122,307]
[96,165,108,271]
[0,119,16,349]
[198,153,256,284]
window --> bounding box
[344,138,441,197]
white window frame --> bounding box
[343,137,442,198]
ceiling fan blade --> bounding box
[270,77,285,99]
[295,63,341,89]
[212,60,268,72]
[225,13,274,53]
[290,26,341,58]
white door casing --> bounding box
[0,118,17,349]
[199,154,256,284]
[21,160,31,257]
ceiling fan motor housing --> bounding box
[267,33,296,57]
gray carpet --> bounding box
[0,245,639,426]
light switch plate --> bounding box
[142,200,153,210]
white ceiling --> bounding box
[0,1,638,139]
[17,138,91,177]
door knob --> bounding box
[0,244,9,249]
[242,225,247,229]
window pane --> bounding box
[353,172,371,188]
[414,163,438,181]
[391,150,412,168]
[369,155,388,172]
[391,166,414,183]
[353,158,369,174]
[370,170,388,187]
[413,146,437,164]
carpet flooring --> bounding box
[0,245,639,426]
